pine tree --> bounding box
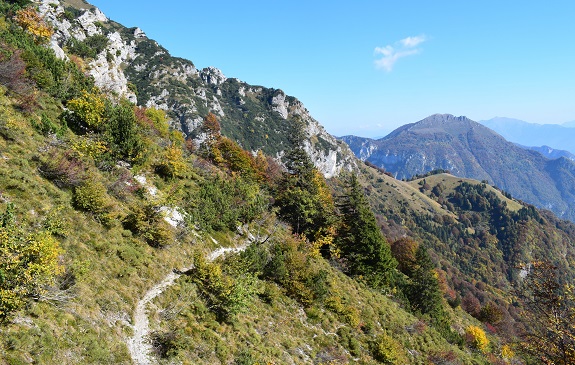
[275,118,335,243]
[337,174,397,289]
[407,245,444,316]
[107,100,145,162]
[406,245,457,342]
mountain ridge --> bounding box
[341,114,575,222]
[39,0,356,178]
[480,116,575,155]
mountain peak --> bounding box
[417,114,475,125]
[400,114,489,137]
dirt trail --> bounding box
[127,244,247,365]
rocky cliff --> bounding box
[37,0,355,177]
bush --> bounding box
[122,204,174,248]
[188,175,267,231]
[67,34,108,59]
[155,145,187,179]
[371,333,408,364]
[478,301,503,324]
[465,325,489,352]
[69,136,108,159]
[38,150,88,188]
[262,237,329,306]
[14,6,53,42]
[106,100,147,162]
[0,204,64,320]
[65,89,107,131]
[189,253,258,321]
[143,107,169,138]
[73,180,115,225]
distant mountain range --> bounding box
[519,145,575,161]
[340,114,575,222]
[480,117,575,155]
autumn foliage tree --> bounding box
[199,113,223,163]
[391,237,419,276]
[65,88,107,131]
[14,6,53,42]
[517,261,575,365]
[0,204,64,320]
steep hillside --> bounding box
[38,0,356,178]
[1,1,574,364]
[352,167,575,354]
[341,114,575,222]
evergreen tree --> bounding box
[337,174,397,289]
[107,100,145,162]
[406,245,458,342]
[275,118,335,243]
[407,245,444,316]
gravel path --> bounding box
[127,243,248,365]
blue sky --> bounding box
[91,0,575,137]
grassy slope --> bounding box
[1,2,559,363]
[0,85,493,364]
[407,173,524,212]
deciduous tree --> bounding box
[0,204,64,319]
[517,261,575,364]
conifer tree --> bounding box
[107,100,145,162]
[407,245,444,316]
[406,245,457,342]
[337,174,397,289]
[275,118,335,243]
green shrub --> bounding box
[122,204,174,248]
[189,253,258,321]
[261,237,329,306]
[66,34,108,59]
[73,180,108,213]
[188,175,267,231]
[371,333,408,364]
[72,180,116,225]
[105,100,147,163]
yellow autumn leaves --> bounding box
[0,207,64,319]
[14,7,53,42]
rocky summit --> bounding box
[38,0,356,178]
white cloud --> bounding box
[374,35,427,72]
[400,35,426,48]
